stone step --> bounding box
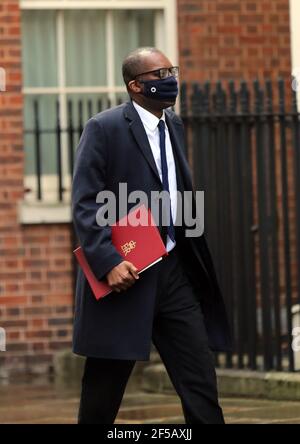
[53,348,162,390]
[142,364,175,394]
[142,363,300,401]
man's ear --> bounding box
[128,80,143,94]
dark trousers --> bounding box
[78,247,225,424]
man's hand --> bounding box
[106,261,139,293]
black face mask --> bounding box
[140,76,178,102]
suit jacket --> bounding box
[71,100,232,360]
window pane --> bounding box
[114,10,155,86]
[21,11,57,88]
[66,93,110,185]
[67,93,111,125]
[24,95,58,176]
[116,92,130,105]
[65,10,107,87]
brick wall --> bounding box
[178,0,292,83]
[0,1,74,377]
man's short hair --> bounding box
[122,47,162,87]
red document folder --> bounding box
[73,204,168,300]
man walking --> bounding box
[72,47,231,424]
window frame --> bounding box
[21,1,178,107]
[20,0,178,204]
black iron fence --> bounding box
[181,79,300,372]
[24,97,124,201]
[24,80,300,372]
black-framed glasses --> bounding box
[134,66,179,80]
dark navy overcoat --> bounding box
[71,100,231,360]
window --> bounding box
[21,0,178,202]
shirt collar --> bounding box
[132,100,166,132]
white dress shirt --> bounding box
[132,100,177,252]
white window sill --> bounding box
[18,201,71,224]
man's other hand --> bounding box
[106,261,139,293]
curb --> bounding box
[142,364,300,401]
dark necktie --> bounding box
[158,119,175,243]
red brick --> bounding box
[178,0,291,83]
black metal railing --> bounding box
[24,97,123,201]
[24,80,300,372]
[181,79,300,372]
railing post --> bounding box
[56,100,63,202]
[278,79,294,372]
[33,100,42,201]
[254,80,273,371]
[240,80,257,370]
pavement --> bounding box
[1,379,300,424]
